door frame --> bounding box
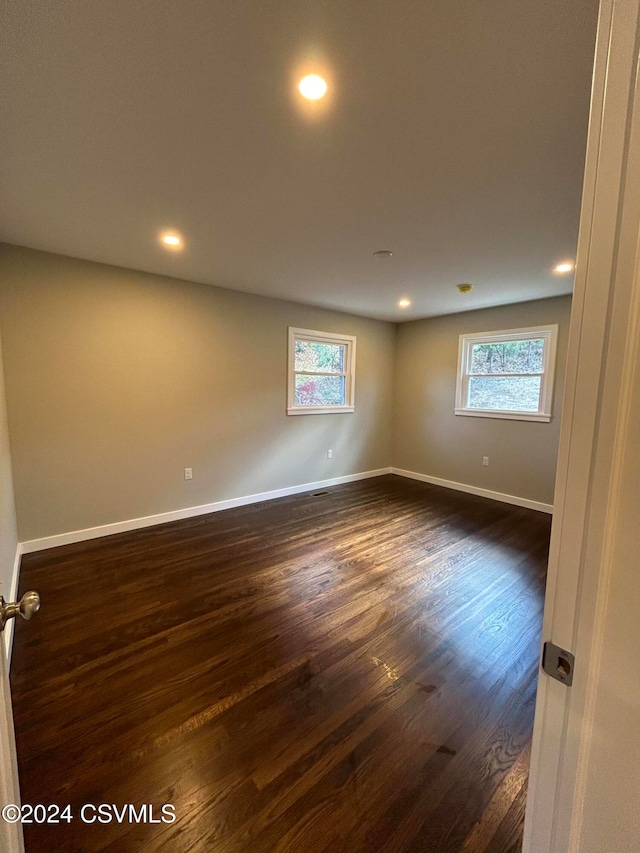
[523,0,640,849]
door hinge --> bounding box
[542,642,575,686]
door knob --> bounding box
[0,591,40,630]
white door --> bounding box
[523,0,640,849]
[0,645,23,853]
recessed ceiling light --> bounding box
[373,250,393,260]
[398,298,411,308]
[160,232,183,250]
[554,261,575,274]
[298,74,327,100]
[457,283,473,293]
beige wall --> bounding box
[0,328,18,600]
[393,295,572,506]
[0,245,572,542]
[0,245,395,541]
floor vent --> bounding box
[311,490,330,497]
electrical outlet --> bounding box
[482,456,489,467]
[327,449,333,459]
[184,467,193,480]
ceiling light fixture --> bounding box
[457,283,473,293]
[160,232,183,250]
[298,74,327,100]
[373,250,393,260]
[554,261,575,274]
[398,298,411,308]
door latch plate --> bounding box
[542,642,575,686]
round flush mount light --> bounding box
[457,283,473,293]
[373,250,393,260]
[553,261,575,274]
[298,74,328,100]
[398,298,411,308]
[160,232,184,250]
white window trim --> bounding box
[454,324,558,422]
[287,327,356,415]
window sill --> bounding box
[454,408,552,422]
[287,406,355,416]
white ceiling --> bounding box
[0,0,599,322]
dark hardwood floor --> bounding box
[10,475,551,852]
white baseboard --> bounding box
[19,468,393,554]
[17,463,549,562]
[391,468,554,514]
[3,543,23,663]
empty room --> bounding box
[3,1,640,852]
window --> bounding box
[455,325,558,422]
[287,328,356,415]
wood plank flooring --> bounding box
[10,475,551,852]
